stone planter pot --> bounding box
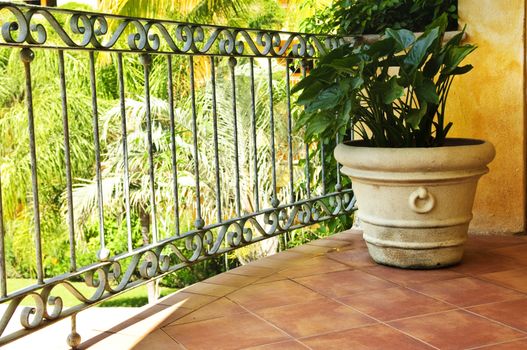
[334,138,495,269]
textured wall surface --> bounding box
[448,0,525,234]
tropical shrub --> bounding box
[293,16,476,147]
[302,0,457,34]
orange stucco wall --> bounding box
[448,0,526,234]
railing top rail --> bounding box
[0,1,345,57]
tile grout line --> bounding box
[461,307,527,335]
[471,268,527,295]
[231,298,299,343]
[285,273,441,350]
[464,337,527,349]
[328,293,442,350]
[161,327,190,350]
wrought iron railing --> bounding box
[0,2,355,347]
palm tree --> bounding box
[68,55,311,296]
[97,0,250,24]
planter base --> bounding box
[362,222,468,268]
[365,239,464,269]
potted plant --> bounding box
[292,16,495,269]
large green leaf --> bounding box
[326,55,362,72]
[405,103,428,129]
[385,28,415,51]
[450,64,474,75]
[305,83,343,113]
[415,79,439,104]
[380,77,404,104]
[423,56,441,78]
[403,27,440,72]
[443,45,477,74]
[444,26,466,47]
[293,66,336,95]
[296,81,325,105]
[365,37,396,58]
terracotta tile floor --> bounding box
[5,230,527,350]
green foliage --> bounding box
[293,16,476,148]
[302,0,457,34]
[234,0,285,29]
[160,258,229,288]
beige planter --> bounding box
[334,138,495,269]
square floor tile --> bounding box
[227,279,323,310]
[362,265,464,286]
[255,298,376,338]
[288,244,336,256]
[265,251,311,262]
[182,282,238,297]
[464,235,526,251]
[253,274,287,284]
[307,238,351,248]
[242,340,309,349]
[171,297,246,325]
[249,251,311,270]
[294,269,396,298]
[133,329,185,350]
[326,249,377,268]
[489,244,527,265]
[340,287,453,321]
[228,265,276,277]
[163,312,288,350]
[408,277,524,307]
[449,251,520,275]
[278,256,351,278]
[468,298,527,332]
[480,268,527,293]
[115,304,194,333]
[157,291,217,309]
[327,230,365,243]
[300,324,433,350]
[204,272,259,287]
[389,310,524,350]
[471,339,527,349]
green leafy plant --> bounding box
[302,0,457,35]
[293,16,476,148]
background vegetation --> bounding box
[301,0,457,34]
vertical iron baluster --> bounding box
[210,56,222,222]
[285,59,294,203]
[88,52,107,260]
[320,139,326,194]
[20,48,44,284]
[249,58,260,212]
[140,53,158,243]
[189,56,204,229]
[117,53,133,251]
[58,50,76,271]
[300,60,312,198]
[229,57,242,216]
[267,59,278,208]
[0,169,6,297]
[335,132,342,191]
[167,56,181,235]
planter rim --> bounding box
[334,138,495,173]
[342,137,486,148]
